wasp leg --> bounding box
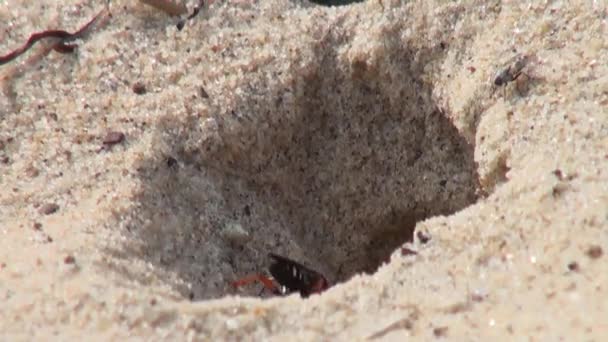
[305,275,330,297]
[515,71,532,96]
[231,274,279,294]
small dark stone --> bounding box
[64,255,76,264]
[433,326,448,337]
[553,169,564,180]
[166,156,178,168]
[586,245,603,260]
[417,230,431,244]
[552,183,568,197]
[33,222,42,230]
[39,203,59,215]
[199,86,209,99]
[243,205,251,216]
[471,293,485,302]
[102,131,125,146]
[132,82,147,95]
[1,156,9,164]
[25,166,39,178]
[567,261,579,272]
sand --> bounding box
[1,0,607,340]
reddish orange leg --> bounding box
[309,276,330,295]
[231,274,280,295]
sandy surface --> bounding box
[1,0,607,340]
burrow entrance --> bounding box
[114,22,479,301]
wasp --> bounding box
[232,253,330,298]
[494,55,529,86]
[492,54,535,96]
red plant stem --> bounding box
[0,8,107,66]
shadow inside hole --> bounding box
[103,20,479,301]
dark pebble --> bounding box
[567,261,579,272]
[199,86,209,99]
[433,327,448,337]
[417,231,431,244]
[132,82,147,95]
[64,255,76,264]
[39,203,59,215]
[102,131,125,146]
[586,245,603,259]
[166,156,178,168]
[25,166,39,178]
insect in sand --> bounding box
[492,54,536,97]
[232,253,330,298]
[493,55,529,87]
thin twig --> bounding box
[0,8,108,66]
